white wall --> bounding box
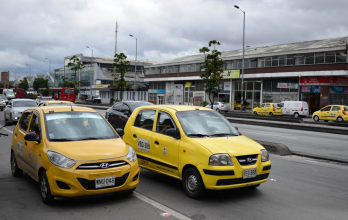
[100,91,148,103]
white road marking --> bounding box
[242,131,298,139]
[133,192,191,220]
[3,127,13,134]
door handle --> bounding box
[133,134,137,138]
[15,133,17,137]
[154,141,159,145]
[25,142,27,146]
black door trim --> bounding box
[137,154,178,170]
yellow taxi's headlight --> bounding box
[47,151,76,168]
[126,146,137,162]
[209,154,233,166]
[261,149,269,162]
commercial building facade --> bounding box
[144,36,348,112]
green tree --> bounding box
[110,53,132,101]
[199,40,225,109]
[18,77,29,91]
[65,55,85,92]
[33,78,51,96]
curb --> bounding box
[291,151,348,164]
[254,140,292,156]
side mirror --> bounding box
[165,128,181,139]
[4,121,13,127]
[235,127,238,130]
[24,133,40,142]
[116,128,124,137]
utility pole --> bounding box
[114,21,118,85]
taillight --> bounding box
[343,110,346,115]
[301,107,303,111]
[221,105,224,107]
[273,108,275,111]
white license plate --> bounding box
[243,168,257,179]
[95,176,115,188]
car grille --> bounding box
[236,154,258,166]
[216,173,269,186]
[76,161,128,170]
[77,172,130,190]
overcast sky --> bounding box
[1,0,348,79]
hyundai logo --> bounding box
[100,163,109,168]
[246,158,253,163]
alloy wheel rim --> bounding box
[187,174,198,193]
[41,176,47,198]
[314,116,319,121]
[338,117,342,121]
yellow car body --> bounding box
[38,100,75,106]
[10,106,139,204]
[312,105,348,122]
[122,105,271,198]
[252,103,282,116]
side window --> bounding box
[19,111,33,133]
[213,102,218,105]
[260,104,265,108]
[331,106,340,111]
[133,110,156,131]
[112,103,123,111]
[321,106,331,111]
[156,112,176,135]
[121,104,130,112]
[29,113,40,138]
[265,104,271,107]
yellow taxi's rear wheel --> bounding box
[183,168,206,199]
[253,111,257,115]
[11,151,23,177]
[313,115,319,122]
[269,112,273,116]
[337,117,343,122]
[40,171,55,205]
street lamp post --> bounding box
[45,58,51,73]
[234,5,245,111]
[129,34,137,100]
[12,67,16,88]
[86,46,93,97]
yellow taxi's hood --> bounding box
[47,138,128,160]
[191,135,264,156]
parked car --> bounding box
[106,101,154,129]
[4,99,37,123]
[38,100,76,106]
[121,105,271,199]
[312,105,348,122]
[0,94,8,106]
[205,102,230,113]
[86,96,102,104]
[280,101,309,118]
[252,103,282,116]
[0,99,4,111]
[35,96,54,104]
[3,89,15,100]
[10,106,139,204]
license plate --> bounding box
[95,176,115,188]
[243,168,257,179]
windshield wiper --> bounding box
[49,138,76,142]
[187,134,210,137]
[76,137,106,141]
[210,133,239,137]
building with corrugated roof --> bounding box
[144,36,348,112]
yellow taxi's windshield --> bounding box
[45,112,118,142]
[176,110,239,137]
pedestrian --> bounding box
[243,99,248,111]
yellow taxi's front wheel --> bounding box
[253,111,257,115]
[40,171,55,205]
[11,152,23,177]
[183,168,206,199]
[313,115,319,122]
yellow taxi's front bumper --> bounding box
[46,159,140,198]
[196,160,271,190]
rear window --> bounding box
[128,102,153,110]
[273,104,280,108]
[344,107,348,111]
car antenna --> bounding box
[70,103,74,111]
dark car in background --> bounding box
[106,101,153,129]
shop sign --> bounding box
[94,84,108,89]
[301,86,320,93]
[223,70,240,79]
[148,89,165,94]
[300,77,348,85]
[329,86,348,94]
[277,83,298,89]
[185,82,192,88]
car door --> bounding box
[319,106,332,120]
[329,106,341,120]
[257,104,265,114]
[15,111,33,173]
[119,103,131,129]
[128,109,156,170]
[151,111,180,177]
[263,103,271,114]
[107,102,123,129]
[4,100,11,120]
[213,102,219,110]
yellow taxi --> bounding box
[38,100,75,107]
[234,100,241,110]
[252,103,282,116]
[312,105,348,122]
[122,105,271,199]
[10,106,139,204]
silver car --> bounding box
[205,102,230,113]
[35,96,54,104]
[4,99,37,123]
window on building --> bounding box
[264,57,272,67]
[271,56,278,66]
[315,53,325,64]
[305,53,315,64]
[149,93,156,101]
[336,51,346,63]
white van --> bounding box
[280,101,309,117]
[3,89,15,99]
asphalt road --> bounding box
[1,110,348,219]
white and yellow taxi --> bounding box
[312,105,348,122]
[122,105,271,199]
[10,106,139,204]
[252,103,282,116]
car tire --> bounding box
[224,111,228,113]
[337,117,343,122]
[253,111,257,115]
[183,167,206,199]
[11,151,23,177]
[0,107,3,111]
[313,115,319,122]
[294,112,299,118]
[124,188,136,195]
[269,112,273,116]
[216,108,220,113]
[245,184,260,189]
[40,170,55,205]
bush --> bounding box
[202,101,209,107]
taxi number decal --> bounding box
[331,113,336,116]
[264,109,268,112]
[17,142,23,157]
[137,138,150,152]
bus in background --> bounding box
[51,87,75,102]
[14,88,25,98]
